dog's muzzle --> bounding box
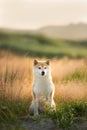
[42,71,45,76]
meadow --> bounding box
[0,31,87,129]
[0,31,87,58]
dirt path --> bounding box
[0,118,87,130]
[22,118,57,130]
[21,118,87,130]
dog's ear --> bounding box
[46,60,50,65]
[34,59,38,65]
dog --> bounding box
[29,59,56,116]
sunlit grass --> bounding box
[0,53,87,129]
[0,53,87,101]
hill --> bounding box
[37,23,87,40]
[0,31,87,58]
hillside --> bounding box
[37,23,87,40]
[0,31,87,58]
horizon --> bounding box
[0,22,87,31]
[1,0,87,30]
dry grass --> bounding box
[0,52,87,102]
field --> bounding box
[0,31,87,58]
[0,31,87,130]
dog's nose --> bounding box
[42,71,45,76]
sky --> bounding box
[0,0,87,30]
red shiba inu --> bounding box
[29,59,56,116]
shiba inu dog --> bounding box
[29,59,56,116]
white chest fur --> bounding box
[33,76,54,98]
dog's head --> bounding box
[33,59,51,77]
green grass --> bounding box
[0,31,87,58]
[47,101,87,129]
[64,67,87,82]
[0,31,87,129]
[0,99,87,129]
[0,99,29,123]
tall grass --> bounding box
[0,53,87,101]
[0,55,31,98]
[0,53,87,129]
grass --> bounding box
[64,67,87,82]
[0,31,87,58]
[0,99,29,123]
[0,54,87,129]
[0,30,87,128]
[0,100,87,129]
[47,101,87,129]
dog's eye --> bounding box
[44,67,47,69]
[38,67,41,69]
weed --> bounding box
[70,101,87,117]
[0,99,29,123]
[47,103,74,129]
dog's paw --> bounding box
[33,113,40,120]
[29,108,34,116]
[50,106,56,112]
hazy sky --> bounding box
[0,0,87,30]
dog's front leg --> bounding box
[34,97,39,116]
[47,91,53,108]
[47,91,56,111]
